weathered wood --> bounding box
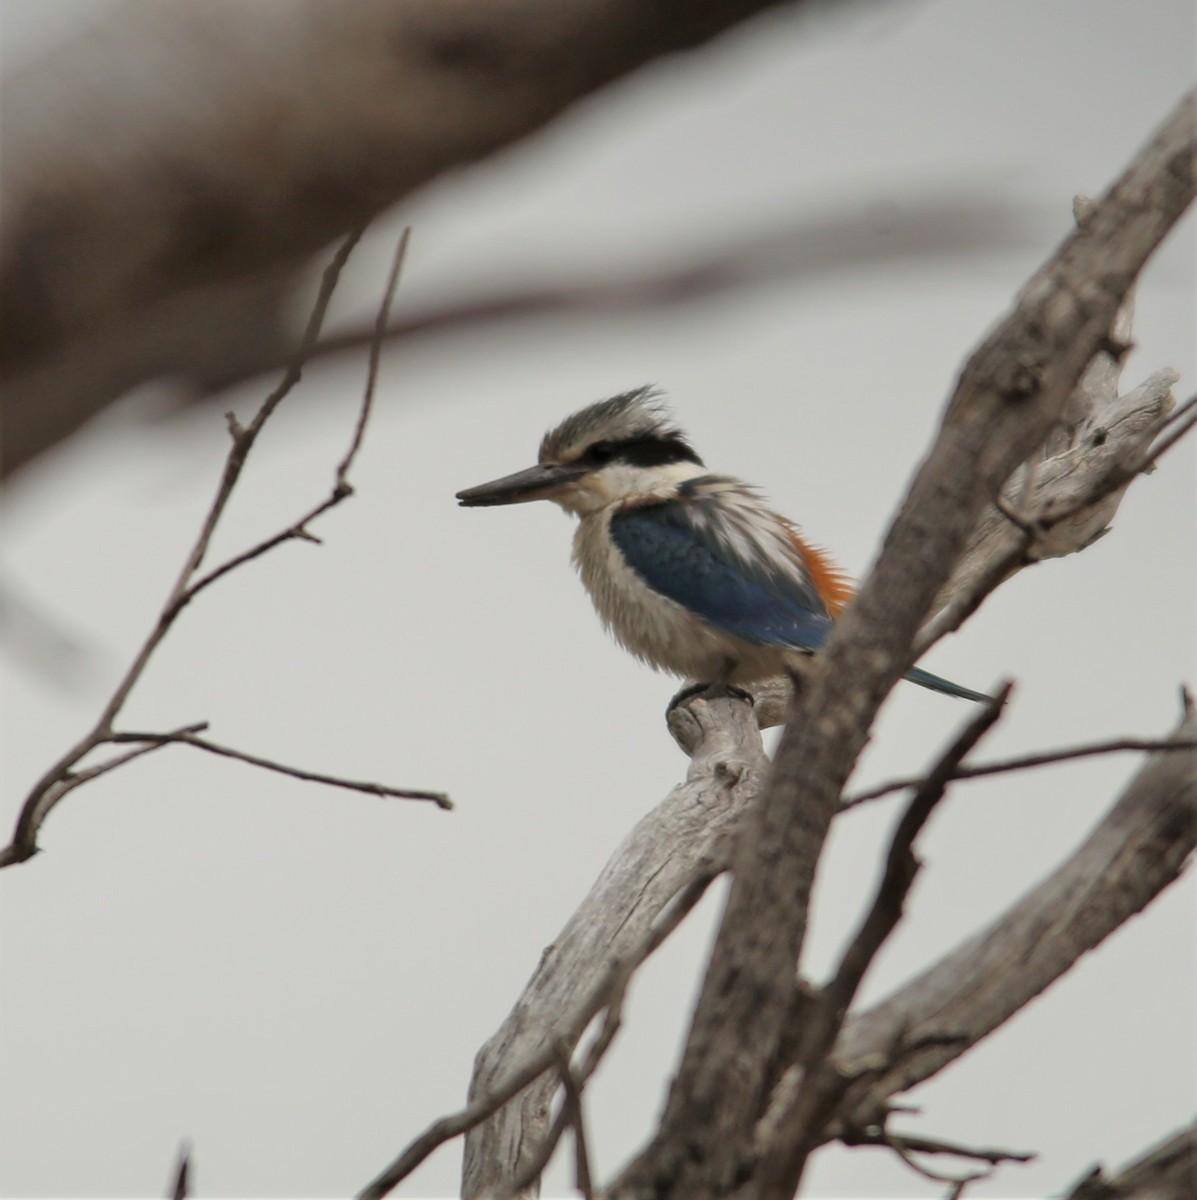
[462,691,768,1197]
[1063,1119,1197,1200]
[456,90,1194,1197]
[752,334,1177,730]
[831,702,1197,1131]
[612,87,1196,1200]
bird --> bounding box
[456,386,988,703]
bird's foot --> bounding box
[666,680,754,715]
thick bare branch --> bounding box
[361,862,720,1200]
[0,0,819,479]
[1063,1120,1197,1200]
[613,87,1195,1200]
[751,234,1180,732]
[751,687,1011,1194]
[461,691,767,1196]
[829,700,1197,1135]
[266,192,1042,380]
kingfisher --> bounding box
[456,387,987,702]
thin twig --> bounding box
[182,493,347,606]
[842,735,1197,811]
[338,227,410,484]
[358,866,720,1200]
[68,723,211,787]
[103,227,366,721]
[555,1044,596,1200]
[849,1121,1037,1193]
[884,1129,1035,1166]
[1140,388,1197,462]
[107,730,451,809]
[499,996,628,1200]
[184,226,410,605]
[0,226,445,868]
[884,1134,991,1189]
[752,691,1010,1193]
[824,683,1012,1019]
[0,723,212,868]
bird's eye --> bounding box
[586,442,617,465]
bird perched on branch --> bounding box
[457,386,987,702]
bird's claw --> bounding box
[666,680,754,715]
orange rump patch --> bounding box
[785,525,855,617]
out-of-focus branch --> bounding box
[1062,1120,1197,1200]
[0,230,445,868]
[167,1143,191,1200]
[0,0,831,479]
[277,192,1041,375]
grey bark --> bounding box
[459,179,1188,1198]
[831,701,1197,1130]
[612,87,1195,1200]
[447,89,1195,1199]
[462,694,769,1197]
[1064,1121,1197,1200]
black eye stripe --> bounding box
[584,436,703,468]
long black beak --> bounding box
[456,462,587,507]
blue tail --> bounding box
[904,665,991,703]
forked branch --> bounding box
[0,228,446,869]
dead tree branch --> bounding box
[611,86,1195,1200]
[437,90,1194,1199]
[843,1121,1036,1194]
[749,686,1011,1195]
[841,735,1197,811]
[751,234,1181,730]
[843,1122,1036,1175]
[359,864,720,1200]
[107,728,450,809]
[0,0,831,479]
[456,690,766,1196]
[1062,1119,1197,1200]
[0,230,444,868]
[828,697,1197,1139]
[1065,1118,1194,1200]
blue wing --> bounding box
[609,501,833,650]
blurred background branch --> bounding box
[0,0,855,480]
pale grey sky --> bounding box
[1,2,1194,1198]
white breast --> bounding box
[570,508,792,683]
